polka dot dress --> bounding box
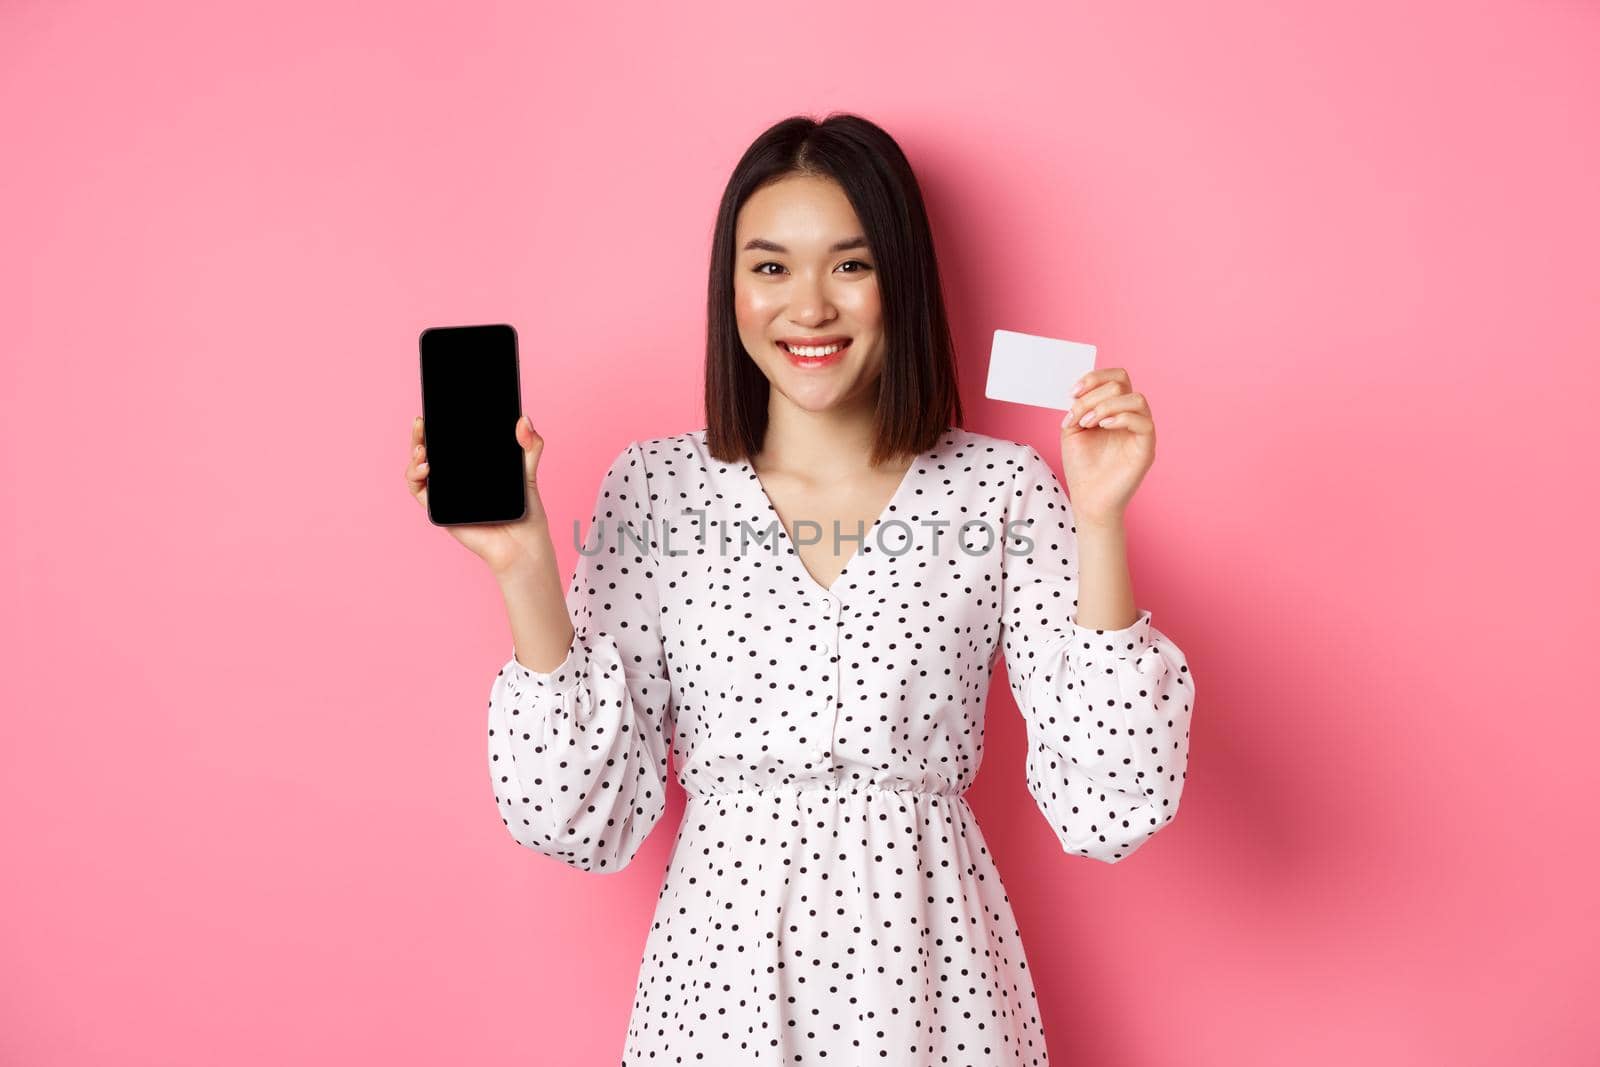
[486,427,1195,1065]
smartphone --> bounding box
[417,323,526,526]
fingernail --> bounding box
[1079,411,1095,427]
[1071,378,1085,396]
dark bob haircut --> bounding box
[704,112,964,467]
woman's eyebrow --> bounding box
[741,236,870,254]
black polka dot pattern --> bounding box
[486,427,1196,1064]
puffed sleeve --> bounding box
[485,439,673,873]
[997,443,1195,864]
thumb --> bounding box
[517,415,545,485]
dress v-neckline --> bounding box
[739,443,930,598]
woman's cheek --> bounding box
[830,281,880,326]
[734,283,782,323]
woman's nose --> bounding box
[787,276,834,323]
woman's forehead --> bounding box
[737,177,862,243]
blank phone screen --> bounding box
[418,323,526,526]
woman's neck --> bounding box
[754,395,894,480]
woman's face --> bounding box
[733,173,885,415]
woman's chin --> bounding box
[773,377,856,412]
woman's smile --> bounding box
[778,336,852,367]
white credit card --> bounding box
[985,329,1097,411]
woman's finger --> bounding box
[1068,391,1145,428]
[1071,391,1149,428]
[1065,380,1128,425]
[406,436,430,490]
[407,418,432,510]
[519,415,545,482]
[1096,411,1153,434]
[407,457,430,489]
[407,419,428,482]
[1071,367,1130,400]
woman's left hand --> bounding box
[1059,368,1157,526]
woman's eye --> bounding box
[751,260,873,276]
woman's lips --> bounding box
[779,338,850,368]
[778,337,851,350]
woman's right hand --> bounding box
[406,413,554,578]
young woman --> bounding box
[406,113,1195,1065]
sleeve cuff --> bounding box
[1025,608,1162,714]
[508,631,589,690]
[1029,607,1155,688]
[1065,607,1154,657]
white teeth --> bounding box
[784,342,845,357]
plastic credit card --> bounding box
[984,329,1097,411]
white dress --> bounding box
[486,426,1195,1065]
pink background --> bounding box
[4,2,1597,1064]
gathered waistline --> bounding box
[685,782,967,802]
